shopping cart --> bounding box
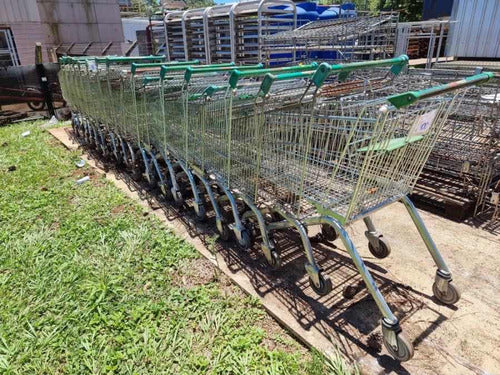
[182,63,319,246]
[212,56,409,267]
[247,67,493,360]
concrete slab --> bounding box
[49,127,500,375]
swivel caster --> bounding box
[367,236,391,259]
[218,222,231,241]
[263,239,282,270]
[195,204,206,222]
[237,230,254,250]
[309,272,332,296]
[382,319,414,362]
[267,250,282,270]
[432,270,460,305]
[321,224,338,242]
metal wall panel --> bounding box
[0,0,40,23]
[446,0,500,58]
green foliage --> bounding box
[185,0,214,9]
[370,0,423,21]
[0,121,355,374]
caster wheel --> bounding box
[309,273,332,296]
[218,223,231,241]
[321,224,338,242]
[432,281,460,305]
[195,204,206,222]
[173,191,184,207]
[160,184,172,199]
[267,250,282,270]
[383,331,414,362]
[131,167,142,182]
[147,175,156,189]
[368,237,391,259]
[237,230,254,249]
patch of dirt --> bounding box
[172,258,220,288]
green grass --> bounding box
[0,121,357,375]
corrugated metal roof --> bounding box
[446,0,500,58]
[0,0,40,23]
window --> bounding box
[0,28,20,67]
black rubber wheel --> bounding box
[131,165,142,181]
[309,273,333,296]
[237,230,253,249]
[160,183,172,199]
[172,190,184,207]
[27,101,45,111]
[321,224,338,242]
[195,204,206,222]
[368,237,391,259]
[432,281,460,305]
[218,223,231,241]
[383,331,414,362]
[267,250,282,270]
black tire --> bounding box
[309,273,332,296]
[27,101,45,111]
[218,223,231,242]
[432,281,460,305]
[237,230,253,249]
[195,204,206,222]
[383,332,414,362]
[267,250,282,270]
[321,224,338,242]
[368,237,391,259]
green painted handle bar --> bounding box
[184,63,264,83]
[131,60,200,74]
[229,63,318,89]
[388,72,494,108]
[160,63,235,79]
[96,55,167,65]
[259,71,317,96]
[311,55,409,87]
[258,55,409,94]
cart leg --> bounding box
[160,151,183,205]
[148,150,167,194]
[237,195,279,268]
[193,173,229,239]
[97,126,107,156]
[177,161,205,221]
[214,183,247,246]
[274,209,331,294]
[319,216,414,361]
[139,147,154,185]
[401,196,460,305]
[363,216,392,259]
[109,132,119,161]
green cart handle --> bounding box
[159,63,235,79]
[142,76,161,85]
[259,71,317,96]
[184,63,263,82]
[188,85,228,100]
[95,55,166,66]
[388,72,494,108]
[311,55,409,87]
[131,60,200,74]
[229,63,318,89]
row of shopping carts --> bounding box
[164,0,297,65]
[59,54,493,361]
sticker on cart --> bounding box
[87,60,97,72]
[409,109,438,136]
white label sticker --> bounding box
[87,60,97,72]
[409,109,437,136]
